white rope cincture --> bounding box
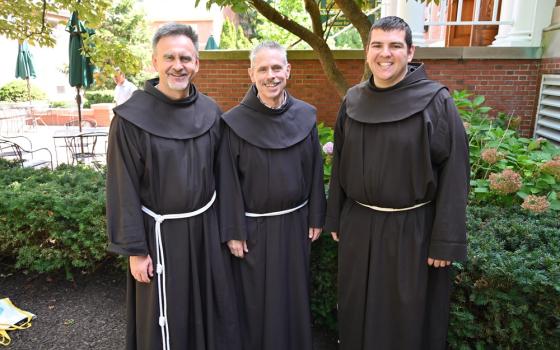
[245,199,308,217]
[141,191,216,350]
[356,200,431,212]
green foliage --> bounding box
[448,205,560,349]
[454,90,560,212]
[310,204,560,349]
[84,90,114,108]
[0,80,46,102]
[318,122,334,184]
[49,100,71,108]
[310,235,338,331]
[254,0,311,49]
[332,28,363,49]
[220,18,252,49]
[0,165,107,279]
[87,0,151,88]
[0,0,111,47]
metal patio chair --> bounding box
[0,137,53,169]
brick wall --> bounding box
[196,57,545,136]
[422,59,540,135]
[195,59,359,126]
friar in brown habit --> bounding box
[217,41,326,350]
[106,23,240,350]
[325,16,469,350]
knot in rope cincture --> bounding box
[140,191,216,350]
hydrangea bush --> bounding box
[454,90,560,213]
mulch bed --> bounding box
[0,264,337,349]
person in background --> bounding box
[113,68,137,105]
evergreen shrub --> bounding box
[0,162,107,279]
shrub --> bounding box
[0,80,46,102]
[84,90,114,108]
[448,205,560,349]
[454,90,560,213]
[0,164,107,279]
[318,122,334,184]
[49,100,71,108]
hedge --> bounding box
[0,160,107,279]
[84,90,114,108]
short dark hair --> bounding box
[152,23,199,54]
[367,16,412,49]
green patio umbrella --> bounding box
[66,11,95,132]
[204,35,219,50]
[15,40,37,103]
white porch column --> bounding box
[381,0,399,17]
[397,0,427,47]
[490,0,514,46]
[491,0,555,47]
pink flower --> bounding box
[481,148,503,165]
[489,169,522,195]
[521,195,550,214]
[322,141,334,155]
[541,159,560,180]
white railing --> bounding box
[424,0,513,26]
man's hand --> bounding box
[308,227,322,241]
[427,257,451,268]
[130,255,153,283]
[331,232,339,242]
[228,240,248,258]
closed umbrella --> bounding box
[204,35,219,50]
[66,11,95,132]
[15,40,36,103]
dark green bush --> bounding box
[448,205,560,349]
[0,164,107,279]
[0,80,46,102]
[310,205,560,349]
[84,90,114,108]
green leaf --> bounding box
[473,95,485,106]
[550,199,560,210]
[516,191,529,199]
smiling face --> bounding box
[248,48,291,108]
[366,29,415,89]
[152,34,199,99]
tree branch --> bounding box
[250,0,349,97]
[25,0,48,40]
[304,0,323,38]
[334,0,371,47]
